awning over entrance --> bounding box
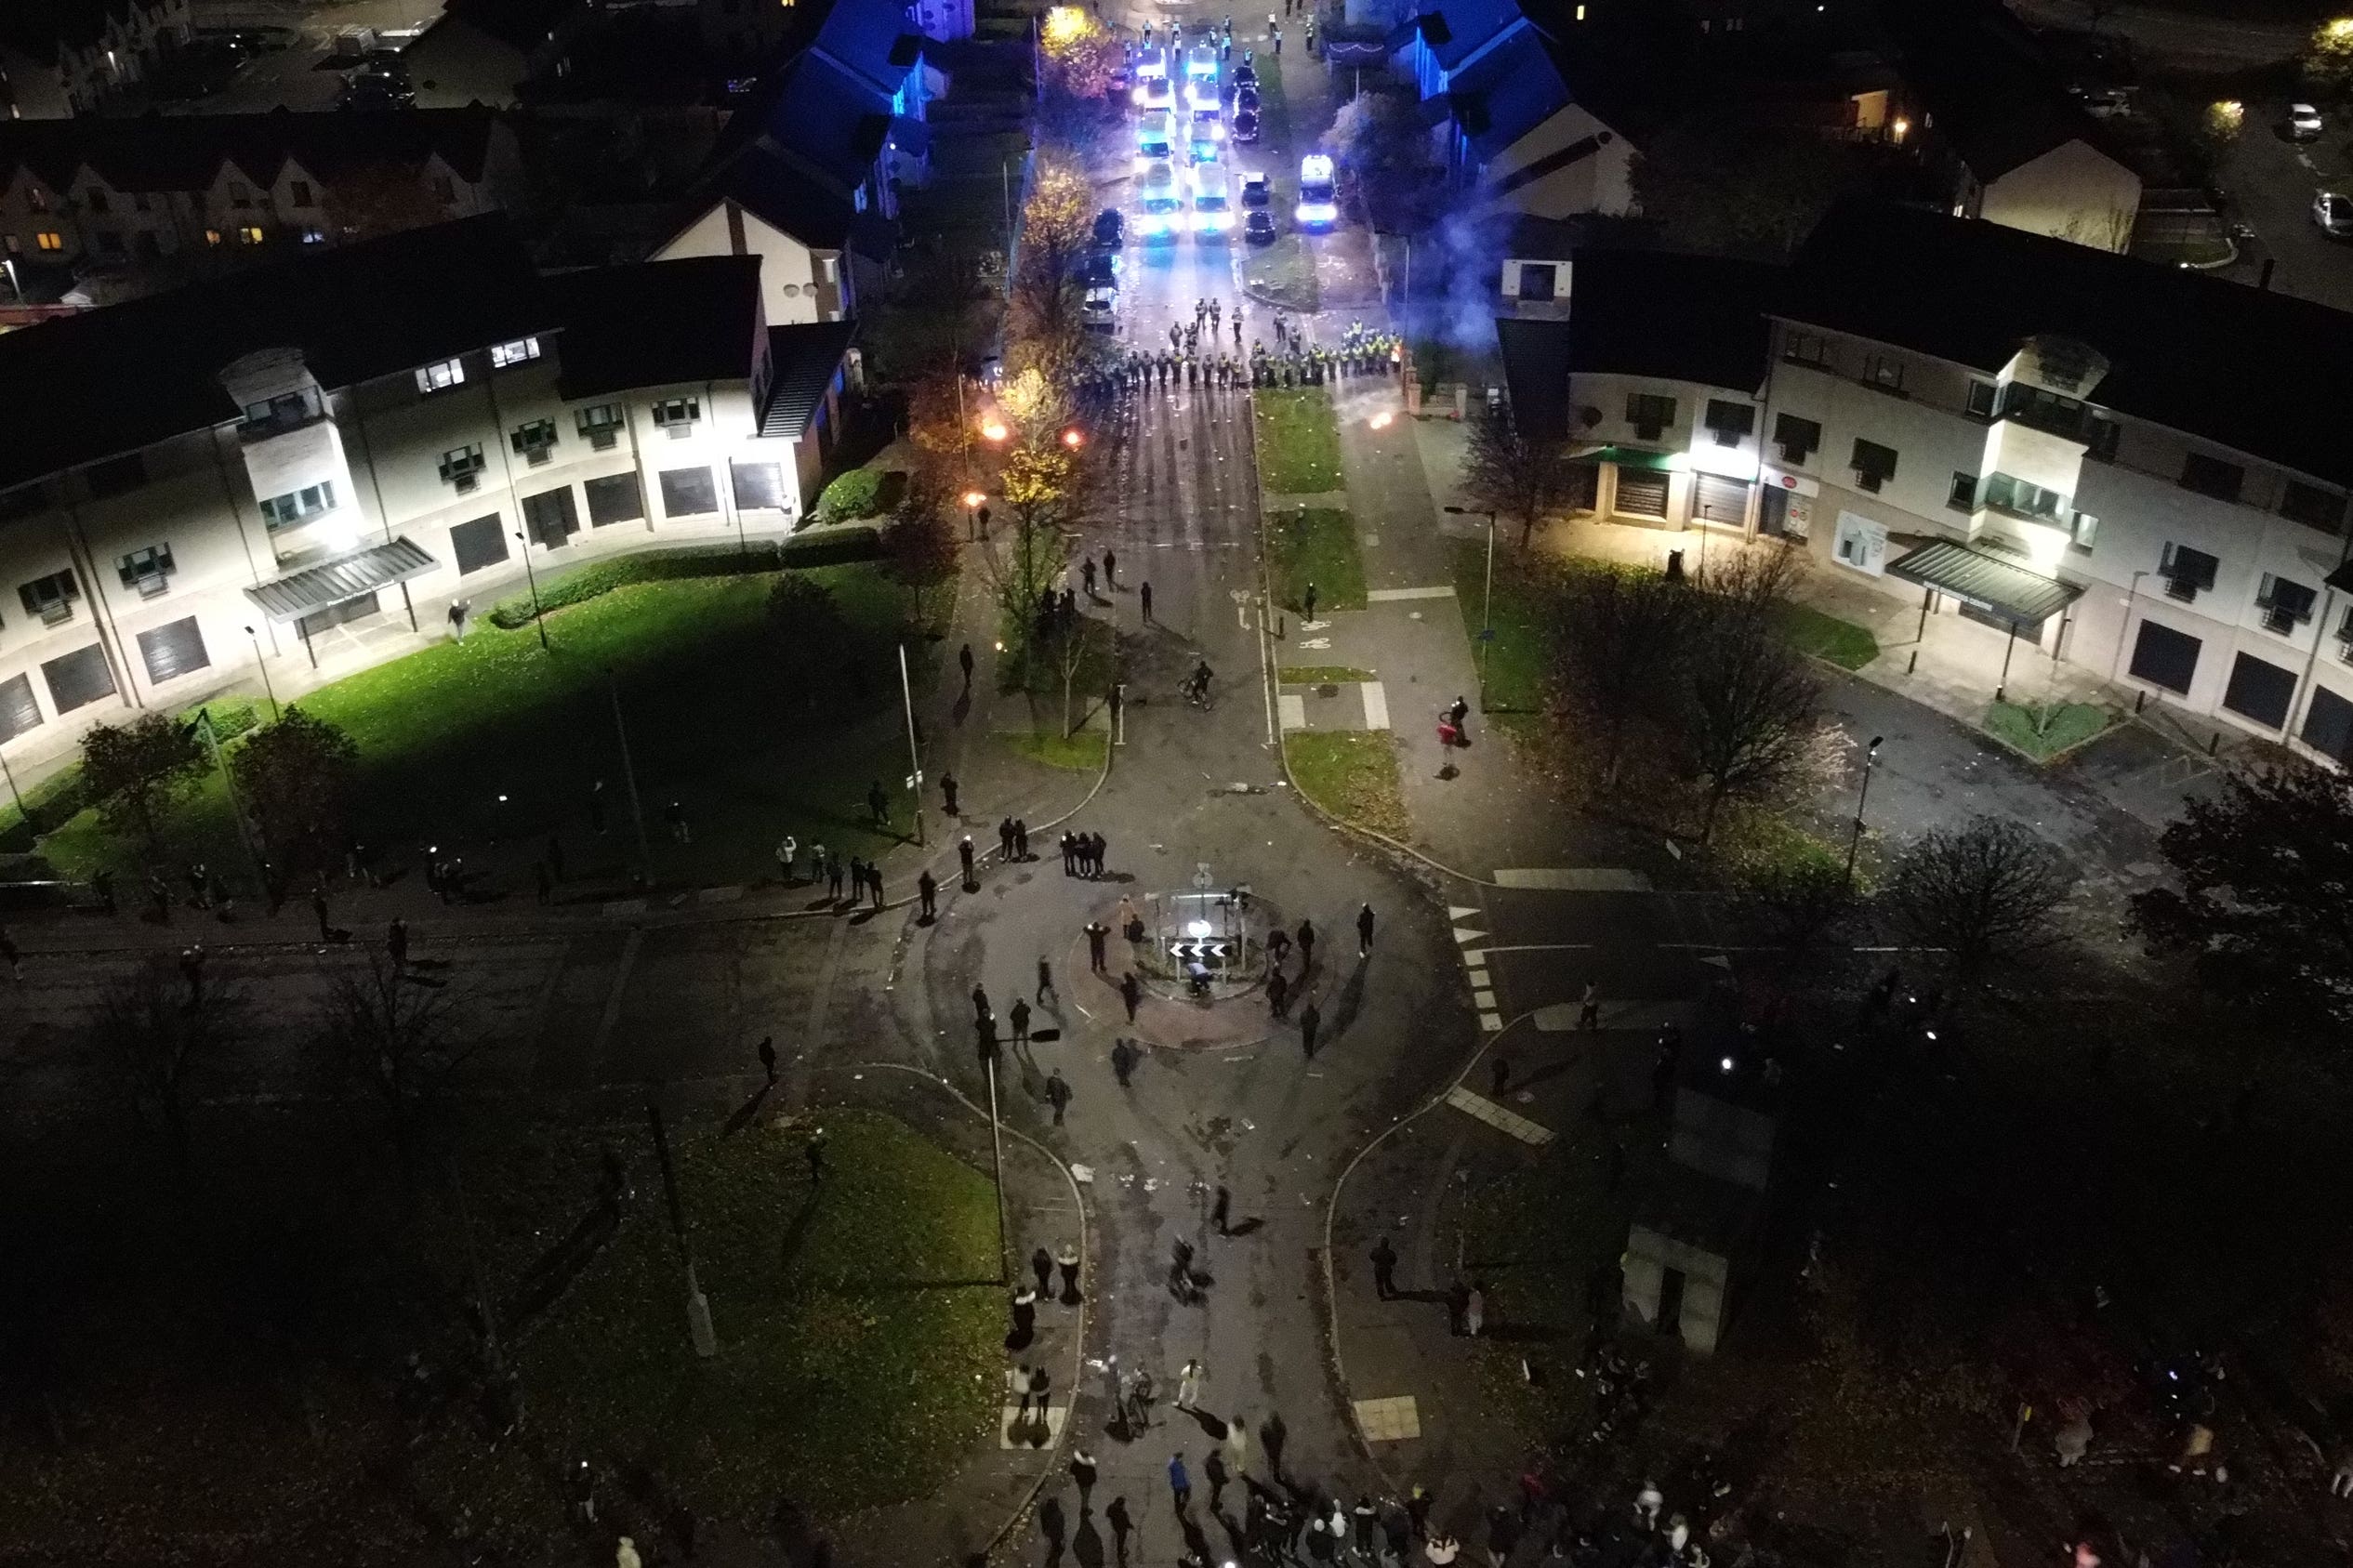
[244,536,437,624]
[1570,444,1677,472]
[1887,540,2081,627]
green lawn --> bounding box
[1003,728,1109,771]
[1776,603,1881,670]
[1279,665,1377,685]
[1241,234,1319,314]
[29,560,937,887]
[421,1110,1004,1547]
[1253,386,1343,494]
[1266,507,1366,615]
[1449,539,1554,713]
[1984,698,2115,761]
[1286,730,1408,837]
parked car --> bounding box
[1234,108,1260,143]
[1232,61,1257,90]
[1236,85,1261,112]
[2314,191,2353,239]
[1082,286,1119,334]
[1092,207,1125,248]
[2290,102,2324,140]
[1245,208,1277,244]
[1079,252,1121,289]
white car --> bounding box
[1295,152,1337,228]
[1136,72,1173,112]
[1137,107,1174,157]
[1192,163,1233,238]
[1136,156,1183,240]
[2291,102,2324,140]
[1082,286,1119,333]
[2315,190,2353,239]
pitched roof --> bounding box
[0,0,173,55]
[0,106,503,197]
[0,215,548,493]
[1788,201,2353,489]
[1395,0,1526,72]
[1876,0,2109,180]
[812,0,921,96]
[1443,26,1569,160]
[760,318,858,440]
[437,0,586,54]
[546,255,763,400]
[672,42,897,255]
[1565,246,1778,390]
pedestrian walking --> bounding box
[773,835,797,883]
[1225,1414,1249,1476]
[959,641,975,689]
[388,916,409,969]
[1046,1068,1071,1125]
[1121,971,1143,1021]
[1300,997,1321,1058]
[758,1034,778,1084]
[1297,917,1315,967]
[1012,1363,1038,1419]
[1111,1035,1137,1086]
[1211,1183,1231,1234]
[972,982,992,1023]
[1118,894,1142,942]
[1268,927,1290,968]
[311,886,332,940]
[1370,1235,1398,1298]
[826,852,845,901]
[918,869,937,920]
[1169,1454,1192,1512]
[1091,831,1108,876]
[941,772,959,817]
[1465,1284,1486,1337]
[1061,832,1078,875]
[959,835,976,886]
[1578,980,1601,1031]
[1057,1240,1080,1298]
[1408,1486,1434,1542]
[1356,902,1376,955]
[1128,1367,1156,1430]
[866,780,889,828]
[1268,968,1289,1018]
[1491,1056,1511,1098]
[1426,1535,1459,1565]
[868,863,886,910]
[1011,997,1032,1045]
[1083,557,1098,597]
[1014,819,1030,859]
[1031,1245,1055,1296]
[998,817,1017,860]
[1302,582,1318,622]
[805,1126,827,1179]
[1038,955,1057,1004]
[1086,919,1110,971]
[1141,581,1154,621]
[665,799,691,844]
[1104,548,1118,586]
[1446,1279,1471,1334]
[1177,1358,1204,1411]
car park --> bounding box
[2314,191,2353,239]
[1245,209,1277,244]
[2291,102,2325,141]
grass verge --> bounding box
[1984,698,2115,761]
[1253,386,1343,494]
[1286,731,1408,837]
[1448,538,1553,712]
[1241,234,1319,313]
[1266,507,1366,613]
[1004,728,1109,771]
[1279,665,1376,685]
[1776,603,1881,670]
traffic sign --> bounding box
[1193,863,1214,889]
[1170,940,1232,962]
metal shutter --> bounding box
[450,514,509,575]
[136,616,209,685]
[41,643,116,714]
[731,461,785,512]
[2222,651,2294,729]
[0,673,40,742]
[659,468,718,517]
[1693,474,1749,524]
[1614,469,1670,519]
[522,485,578,547]
[2302,685,2353,765]
[586,473,645,527]
[2128,620,2200,695]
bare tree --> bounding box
[1549,567,1691,791]
[1460,402,1571,547]
[1740,856,1857,963]
[1681,608,1819,846]
[320,952,486,1177]
[1879,815,2076,975]
[87,953,246,1168]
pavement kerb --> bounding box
[825,1060,1092,1568]
[1317,1007,1544,1481]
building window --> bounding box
[28,188,47,213]
[2069,511,2099,552]
[241,389,318,431]
[511,418,558,465]
[205,228,222,246]
[2256,573,2317,635]
[1947,472,1976,510]
[415,358,466,394]
[2280,479,2346,534]
[258,481,337,529]
[1517,262,1557,302]
[290,179,312,206]
[2084,415,2122,462]
[86,188,110,215]
[1782,332,1831,368]
[586,472,645,525]
[659,467,718,515]
[732,460,786,511]
[2159,541,2219,601]
[116,542,175,596]
[652,397,701,437]
[1860,353,1906,393]
[1964,380,1996,418]
[2178,452,2244,503]
[490,336,541,369]
[85,452,147,498]
[1624,393,1676,441]
[20,569,80,626]
[1701,400,1754,445]
[236,225,264,245]
[439,444,487,491]
[1851,438,1897,493]
[1772,413,1819,464]
[577,402,625,449]
[449,514,509,575]
[34,231,63,252]
[431,176,456,202]
[301,227,326,244]
[1981,471,2067,521]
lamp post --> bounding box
[605,665,654,887]
[962,489,987,541]
[243,625,280,723]
[1443,505,1499,697]
[897,642,925,848]
[512,531,549,652]
[1844,734,1884,887]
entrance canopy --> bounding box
[244,536,436,624]
[1888,540,2080,627]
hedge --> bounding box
[815,468,887,522]
[486,531,881,629]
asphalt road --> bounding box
[2217,105,2353,312]
[2005,0,2307,71]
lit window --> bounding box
[258,481,337,529]
[237,225,264,244]
[300,227,326,244]
[415,358,466,394]
[116,543,176,596]
[490,336,541,368]
[577,402,625,447]
[33,231,63,252]
[205,228,222,246]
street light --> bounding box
[1062,428,1086,449]
[243,625,280,723]
[981,418,1010,443]
[1443,505,1499,697]
[1844,734,1884,887]
[962,488,987,541]
[512,530,550,652]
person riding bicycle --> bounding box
[1185,659,1215,704]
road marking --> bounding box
[1473,988,1496,1009]
[1448,905,1478,919]
[1445,1084,1553,1144]
[1451,925,1485,946]
[1493,868,1655,891]
[1360,680,1390,731]
[1479,1010,1505,1033]
[1534,998,1693,1033]
[1278,693,1306,731]
[587,928,644,1078]
[1354,1395,1422,1442]
[1366,586,1456,601]
[1474,942,1593,955]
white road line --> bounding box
[1492,868,1655,892]
[1448,905,1478,919]
[1474,942,1595,955]
[1359,680,1390,731]
[1445,1084,1553,1144]
[1366,586,1457,601]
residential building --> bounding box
[401,0,593,108]
[0,107,519,274]
[1498,202,2353,767]
[0,0,192,119]
[0,215,857,766]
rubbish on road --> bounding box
[1071,1164,1095,1183]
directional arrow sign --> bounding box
[1169,941,1232,962]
